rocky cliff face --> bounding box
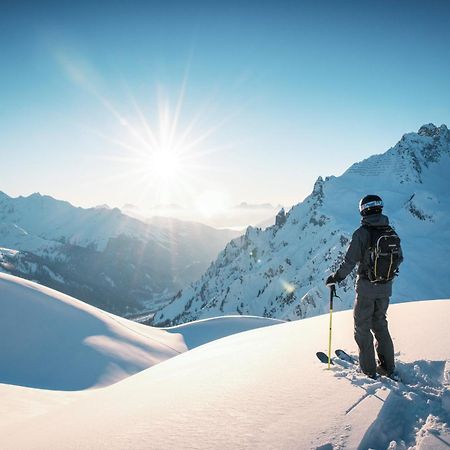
[154,124,450,325]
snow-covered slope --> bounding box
[0,273,278,390]
[1,294,449,449]
[166,315,283,349]
[154,123,450,325]
[0,273,184,390]
[0,193,239,314]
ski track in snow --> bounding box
[326,353,450,449]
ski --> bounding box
[316,351,334,365]
[335,349,356,364]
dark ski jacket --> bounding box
[333,213,403,297]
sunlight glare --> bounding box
[149,149,181,182]
[82,74,233,211]
[195,190,231,217]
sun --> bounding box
[91,83,224,206]
[148,149,182,183]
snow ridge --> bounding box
[0,273,279,390]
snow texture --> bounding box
[0,273,448,449]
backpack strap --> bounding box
[362,224,391,247]
[360,224,392,280]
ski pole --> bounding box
[327,285,335,369]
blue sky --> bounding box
[1,0,449,217]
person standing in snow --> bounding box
[325,195,403,379]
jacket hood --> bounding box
[361,213,389,227]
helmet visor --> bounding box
[359,199,383,212]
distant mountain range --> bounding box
[121,201,283,230]
[153,123,450,325]
[0,193,240,315]
[233,202,282,210]
[123,202,282,213]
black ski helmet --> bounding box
[359,194,383,216]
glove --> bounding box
[325,274,337,286]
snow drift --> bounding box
[0,273,278,390]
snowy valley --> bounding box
[0,194,239,315]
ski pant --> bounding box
[353,290,395,376]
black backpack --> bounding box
[364,225,402,283]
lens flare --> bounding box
[280,279,296,294]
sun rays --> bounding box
[53,49,250,215]
[55,48,247,216]
[83,81,231,210]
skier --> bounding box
[325,195,403,379]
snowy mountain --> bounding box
[0,192,239,314]
[1,274,448,449]
[153,123,450,325]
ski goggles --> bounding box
[359,200,383,212]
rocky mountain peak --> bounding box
[417,123,448,138]
[311,176,325,206]
[153,124,450,326]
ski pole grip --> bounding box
[329,285,335,309]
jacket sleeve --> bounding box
[334,229,365,282]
